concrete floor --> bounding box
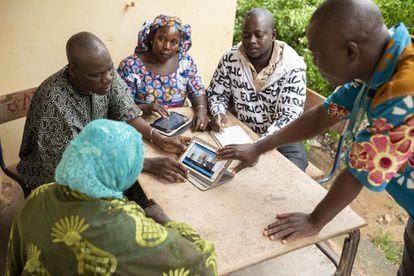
[227,235,398,276]
[228,245,336,276]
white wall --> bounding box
[0,0,237,165]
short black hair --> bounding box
[244,7,275,31]
[66,32,107,64]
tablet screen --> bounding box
[151,112,188,133]
[182,142,221,179]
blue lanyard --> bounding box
[319,83,372,184]
[346,84,373,140]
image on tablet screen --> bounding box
[182,143,220,179]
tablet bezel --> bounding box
[179,138,230,184]
[150,111,191,136]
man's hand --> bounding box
[210,113,228,132]
[144,157,189,182]
[192,107,210,132]
[154,134,191,155]
[263,213,321,244]
[139,102,169,118]
[144,199,171,225]
[217,143,260,173]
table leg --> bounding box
[316,229,360,275]
[334,229,361,276]
[316,241,339,267]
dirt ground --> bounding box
[350,188,406,245]
[308,135,406,266]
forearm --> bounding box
[207,85,229,116]
[128,117,163,145]
[256,104,339,154]
[142,158,152,172]
[209,98,227,117]
[191,95,207,109]
[272,69,307,131]
[310,169,363,229]
[207,65,230,116]
[191,96,208,116]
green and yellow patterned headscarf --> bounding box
[55,119,144,199]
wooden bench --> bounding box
[304,88,346,180]
[0,88,36,189]
[0,88,35,274]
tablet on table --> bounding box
[150,111,191,136]
[179,138,233,190]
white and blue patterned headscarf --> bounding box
[55,119,144,199]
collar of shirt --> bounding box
[238,41,282,91]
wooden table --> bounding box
[139,107,366,275]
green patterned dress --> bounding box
[6,184,217,275]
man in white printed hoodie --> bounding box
[208,7,308,171]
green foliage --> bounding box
[234,0,414,97]
[372,230,403,265]
[375,0,414,33]
[302,140,311,153]
[234,0,333,97]
[325,129,341,142]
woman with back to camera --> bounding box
[5,119,217,275]
[118,14,210,131]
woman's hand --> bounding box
[210,113,228,132]
[139,102,169,118]
[263,213,322,244]
[192,106,210,132]
[153,134,191,155]
[217,143,260,173]
[144,157,189,182]
[144,199,171,225]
